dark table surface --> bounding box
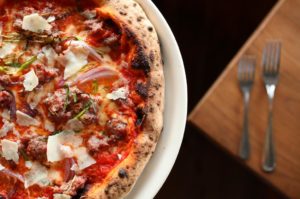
[150,0,289,198]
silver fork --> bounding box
[238,56,256,160]
[262,41,281,172]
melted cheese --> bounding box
[41,45,58,67]
[74,147,96,170]
[0,43,16,59]
[22,13,52,33]
[0,119,14,137]
[24,162,50,188]
[23,70,39,91]
[47,131,83,162]
[106,87,128,100]
[1,139,19,163]
[16,110,40,127]
[61,45,89,80]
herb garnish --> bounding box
[20,149,29,161]
[73,93,77,103]
[17,56,37,73]
[74,100,92,120]
[63,85,70,112]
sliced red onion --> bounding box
[6,90,16,121]
[71,67,118,86]
[0,169,24,183]
[70,40,103,62]
[7,178,17,198]
[64,158,76,182]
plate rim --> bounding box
[125,0,188,198]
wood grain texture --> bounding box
[189,0,300,198]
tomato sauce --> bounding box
[0,0,148,197]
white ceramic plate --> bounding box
[125,0,187,198]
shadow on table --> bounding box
[150,0,289,198]
[156,124,288,199]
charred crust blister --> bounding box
[135,83,148,98]
[118,168,128,179]
[119,10,127,16]
[131,46,150,73]
[135,107,146,126]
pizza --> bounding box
[0,0,164,198]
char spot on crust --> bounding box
[148,26,153,32]
[131,46,150,73]
[137,16,143,22]
[119,11,127,15]
[118,168,128,179]
[149,135,154,141]
[149,107,154,113]
[136,107,146,126]
[136,83,148,98]
[150,50,155,63]
[124,27,134,39]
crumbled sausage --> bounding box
[44,88,69,121]
[35,65,58,85]
[43,87,98,124]
[54,175,87,196]
[0,91,13,108]
[0,75,12,88]
[106,119,127,141]
[80,113,97,125]
[25,136,47,162]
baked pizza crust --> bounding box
[85,0,164,198]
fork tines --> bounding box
[238,56,256,82]
[262,41,281,75]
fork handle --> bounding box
[239,91,250,160]
[262,108,276,172]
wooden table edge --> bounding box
[188,0,291,197]
[188,0,285,122]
